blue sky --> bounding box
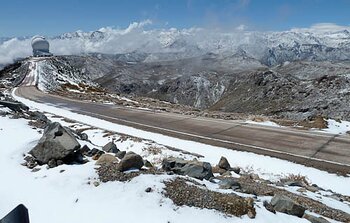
[1,0,350,37]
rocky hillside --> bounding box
[38,54,350,121]
[2,53,350,121]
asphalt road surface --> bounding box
[14,85,350,175]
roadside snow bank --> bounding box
[321,119,350,135]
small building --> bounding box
[31,36,53,57]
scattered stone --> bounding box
[145,187,152,193]
[115,150,126,159]
[57,160,64,166]
[102,141,119,154]
[303,213,330,223]
[117,152,144,171]
[23,156,37,169]
[29,122,81,164]
[306,186,319,193]
[79,145,90,155]
[93,181,100,187]
[286,181,305,187]
[162,158,213,180]
[79,133,88,141]
[59,169,65,173]
[231,167,241,174]
[86,148,104,157]
[271,194,306,217]
[47,159,57,168]
[218,156,231,170]
[297,188,307,193]
[218,178,241,190]
[263,200,276,214]
[31,168,41,172]
[95,154,118,165]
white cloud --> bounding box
[1,20,350,66]
[291,23,350,34]
[235,24,247,31]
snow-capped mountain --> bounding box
[47,24,350,66]
[1,22,350,66]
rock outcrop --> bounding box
[270,194,306,217]
[29,122,81,165]
[117,152,144,171]
[162,158,213,180]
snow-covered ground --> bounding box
[246,118,350,135]
[2,96,350,222]
[1,109,321,223]
[0,107,350,223]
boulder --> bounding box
[116,150,126,159]
[303,213,330,223]
[102,142,119,154]
[79,145,90,156]
[47,159,57,168]
[218,156,231,170]
[0,100,29,112]
[96,154,118,165]
[29,122,81,164]
[162,158,214,180]
[263,200,276,214]
[218,178,241,190]
[79,133,89,141]
[117,152,144,171]
[86,148,103,157]
[271,195,305,217]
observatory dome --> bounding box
[31,36,49,51]
[31,36,52,57]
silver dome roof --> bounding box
[31,36,50,51]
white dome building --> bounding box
[31,36,52,57]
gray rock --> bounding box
[285,181,305,187]
[102,142,119,154]
[79,145,90,155]
[218,156,231,170]
[145,187,152,193]
[263,200,276,214]
[29,122,81,164]
[231,167,241,174]
[47,159,57,168]
[162,158,213,180]
[218,178,241,190]
[0,100,29,112]
[303,213,330,223]
[79,133,89,141]
[116,150,126,159]
[117,152,144,171]
[23,156,37,169]
[271,194,305,217]
[95,154,118,165]
[86,148,103,157]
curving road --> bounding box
[14,62,350,174]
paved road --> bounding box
[15,85,350,175]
